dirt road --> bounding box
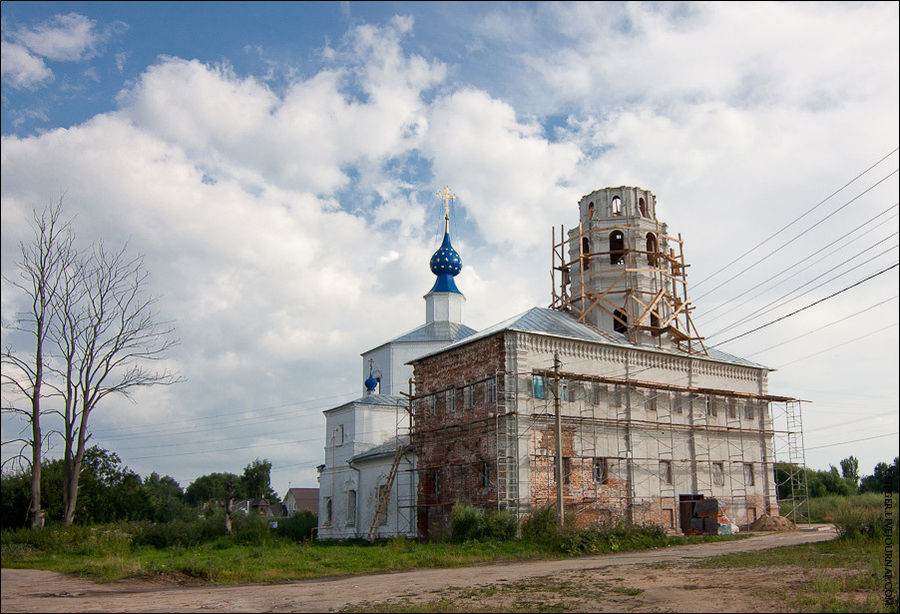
[1,527,836,613]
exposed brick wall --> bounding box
[411,334,507,539]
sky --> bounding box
[1,1,898,499]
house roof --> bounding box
[284,487,318,512]
[364,320,477,353]
[349,435,411,463]
[409,306,767,370]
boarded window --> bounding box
[325,497,333,525]
[744,463,755,486]
[612,385,623,407]
[713,462,725,486]
[346,490,356,524]
[378,485,389,525]
[660,461,672,484]
[663,508,674,528]
[593,458,609,484]
[533,375,545,399]
[744,403,755,420]
[563,457,573,485]
[486,377,497,403]
[672,392,683,414]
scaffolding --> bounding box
[551,222,707,355]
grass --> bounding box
[780,492,886,523]
[1,522,743,585]
[697,534,898,612]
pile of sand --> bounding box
[749,514,797,532]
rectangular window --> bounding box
[593,458,609,484]
[672,392,683,414]
[448,389,456,414]
[431,394,438,416]
[560,379,569,401]
[433,468,441,495]
[469,384,476,408]
[612,385,622,407]
[647,392,658,411]
[660,460,672,484]
[324,497,332,525]
[663,508,675,528]
[482,461,491,487]
[744,463,755,486]
[346,490,356,524]
[744,403,755,420]
[727,398,737,419]
[707,396,718,417]
[486,377,497,403]
[712,462,725,486]
[533,375,545,399]
[378,484,390,525]
[563,457,572,485]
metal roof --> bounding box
[369,320,478,347]
[349,435,411,463]
[322,393,406,414]
[409,306,768,370]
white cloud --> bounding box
[13,12,114,61]
[0,39,52,88]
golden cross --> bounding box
[436,186,456,220]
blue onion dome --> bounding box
[429,232,462,276]
[428,231,462,294]
[364,372,378,392]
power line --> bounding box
[743,295,898,357]
[710,262,899,347]
[774,322,898,369]
[694,168,899,301]
[694,147,899,290]
[697,203,900,324]
[806,432,899,451]
[704,236,898,338]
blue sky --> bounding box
[2,2,898,497]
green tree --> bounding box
[184,472,241,507]
[859,457,900,493]
[142,473,190,522]
[840,456,859,487]
[240,458,277,501]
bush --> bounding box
[520,505,558,543]
[450,504,518,542]
[833,501,885,539]
[1,522,135,556]
[275,511,317,542]
[132,513,226,549]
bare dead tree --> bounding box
[1,201,75,528]
[50,241,182,526]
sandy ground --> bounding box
[1,527,837,613]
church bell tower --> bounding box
[552,186,705,354]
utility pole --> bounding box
[554,351,564,526]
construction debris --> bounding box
[749,514,797,532]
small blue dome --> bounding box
[429,232,462,277]
[364,373,378,392]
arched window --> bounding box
[582,237,590,270]
[609,231,624,264]
[646,232,658,266]
[613,309,628,333]
[639,197,647,217]
[611,196,622,216]
[587,201,594,219]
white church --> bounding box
[316,190,476,539]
